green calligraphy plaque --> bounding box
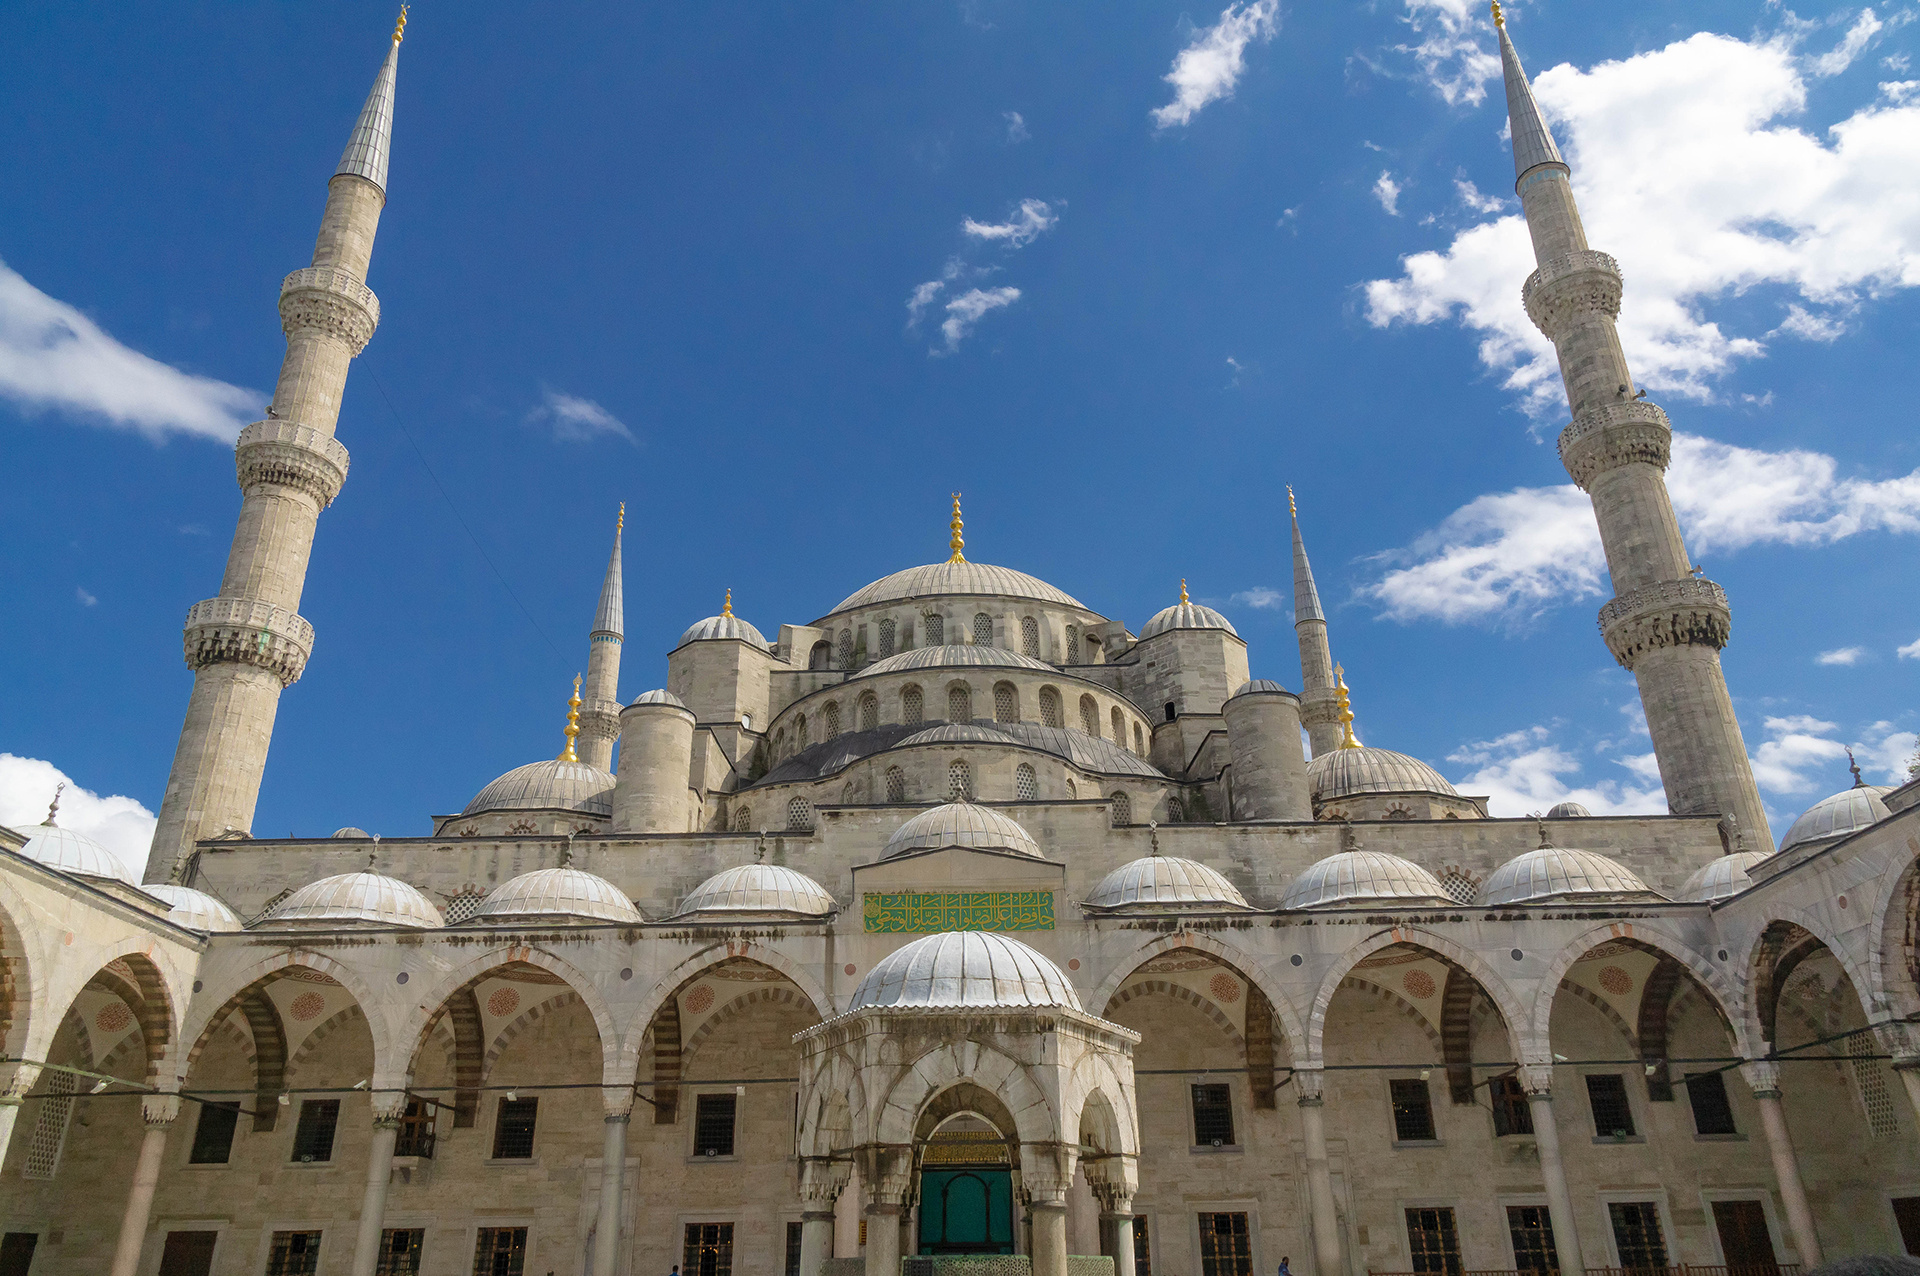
[862,890,1054,933]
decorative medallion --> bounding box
[685,985,716,1014]
[1402,969,1437,1000]
[486,987,521,1018]
[1209,973,1241,1003]
[289,991,326,1022]
[94,1002,133,1033]
[1597,966,1632,997]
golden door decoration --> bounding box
[862,890,1055,933]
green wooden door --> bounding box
[918,1169,1014,1255]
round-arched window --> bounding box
[1015,763,1037,801]
[886,767,907,803]
[786,796,813,830]
[858,692,879,732]
[902,685,924,725]
[948,686,972,723]
[1110,792,1131,826]
[1039,687,1063,729]
[973,613,994,646]
[993,683,1018,724]
[948,760,972,801]
[1021,617,1040,658]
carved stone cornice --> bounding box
[279,267,380,354]
[1558,401,1671,490]
[1523,249,1622,339]
[234,421,352,507]
[1598,578,1730,671]
[182,596,314,686]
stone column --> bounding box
[0,1063,42,1172]
[1874,1022,1920,1133]
[800,1158,851,1276]
[593,1091,635,1276]
[1294,1072,1344,1276]
[1741,1062,1822,1265]
[1519,1070,1585,1276]
[863,1147,913,1276]
[1030,1199,1069,1276]
[107,1093,180,1276]
[348,1093,407,1276]
[1093,1181,1138,1276]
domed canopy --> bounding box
[1279,851,1450,910]
[464,758,615,817]
[1546,802,1592,819]
[1677,851,1772,904]
[629,689,690,710]
[142,884,242,932]
[1308,747,1459,800]
[331,827,371,839]
[1139,601,1238,641]
[675,864,837,918]
[266,871,444,928]
[1231,679,1289,699]
[676,614,768,649]
[827,562,1087,618]
[857,645,1055,679]
[848,932,1080,1011]
[18,823,132,883]
[1084,857,1251,911]
[471,868,641,924]
[883,802,1042,860]
[1482,848,1654,906]
[1779,785,1891,851]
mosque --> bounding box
[2,10,1918,1276]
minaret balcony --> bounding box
[1597,578,1731,671]
[279,266,380,354]
[182,596,314,686]
[1558,401,1672,490]
[1522,249,1622,338]
[234,421,351,507]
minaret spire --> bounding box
[578,505,627,771]
[1289,487,1341,756]
[336,8,405,195]
[1499,14,1771,849]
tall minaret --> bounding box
[1289,488,1342,757]
[577,506,626,772]
[145,15,406,882]
[1495,6,1771,849]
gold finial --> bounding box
[722,588,733,617]
[948,493,966,563]
[1334,663,1359,749]
[393,4,408,43]
[616,502,624,534]
[1490,0,1504,29]
[1179,579,1190,605]
[1287,485,1296,517]
[558,674,582,763]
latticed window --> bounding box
[949,760,972,801]
[836,629,853,666]
[1505,1206,1557,1276]
[1080,696,1099,736]
[1605,1203,1667,1268]
[973,613,993,645]
[858,693,879,732]
[1038,687,1062,728]
[1167,796,1183,823]
[472,1227,528,1276]
[1437,867,1480,904]
[1390,1078,1437,1141]
[1405,1208,1463,1276]
[1111,707,1126,744]
[492,1097,538,1159]
[1015,763,1037,801]
[1110,792,1131,826]
[22,1069,74,1180]
[925,613,944,644]
[1191,1084,1235,1146]
[1490,1075,1533,1136]
[267,1231,323,1276]
[902,685,924,725]
[878,619,896,657]
[1065,625,1079,662]
[786,797,813,830]
[1585,1074,1634,1137]
[1066,779,1076,799]
[1021,617,1040,657]
[1850,1031,1901,1137]
[822,702,841,738]
[442,888,487,925]
[993,683,1018,723]
[1197,1213,1251,1276]
[694,1094,737,1156]
[796,715,809,751]
[732,806,752,832]
[376,1229,424,1276]
[292,1099,339,1163]
[886,767,907,802]
[684,1223,735,1276]
[948,686,972,723]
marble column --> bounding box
[1874,1022,1920,1134]
[1030,1199,1069,1276]
[863,1202,902,1276]
[798,1155,849,1276]
[1741,1062,1823,1265]
[348,1094,406,1276]
[0,1063,41,1173]
[1520,1071,1585,1276]
[1294,1071,1344,1276]
[1093,1180,1138,1276]
[107,1093,180,1276]
[593,1091,635,1276]
[863,1147,913,1276]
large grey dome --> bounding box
[266,871,444,928]
[1309,747,1459,800]
[827,562,1087,617]
[18,823,132,883]
[675,864,837,918]
[883,802,1042,859]
[848,932,1080,1011]
[677,613,769,649]
[142,884,243,932]
[1279,851,1451,909]
[1482,848,1654,906]
[858,645,1056,678]
[464,759,615,817]
[1139,600,1238,641]
[1779,786,1891,851]
[1084,857,1251,911]
[1231,679,1289,699]
[1677,851,1771,903]
[472,868,642,924]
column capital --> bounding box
[1872,1020,1920,1069]
[1739,1060,1782,1096]
[601,1086,637,1120]
[142,1093,183,1127]
[1292,1066,1326,1101]
[0,1063,42,1103]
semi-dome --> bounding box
[1308,747,1459,800]
[675,864,837,918]
[827,562,1087,618]
[1677,851,1772,904]
[471,868,642,924]
[1779,785,1892,851]
[1231,679,1289,698]
[857,645,1056,679]
[265,871,444,928]
[883,802,1042,859]
[1482,848,1654,906]
[17,823,133,883]
[463,758,615,817]
[1139,600,1238,641]
[897,724,1010,747]
[1546,802,1592,819]
[676,613,768,649]
[629,689,690,709]
[848,931,1080,1011]
[142,884,243,932]
[1278,851,1451,909]
[1084,856,1251,911]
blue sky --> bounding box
[3,0,1916,871]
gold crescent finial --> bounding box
[1490,0,1504,29]
[393,4,408,43]
[616,502,624,534]
[559,674,582,763]
[1180,579,1189,605]
[1287,485,1296,517]
[948,493,966,563]
[722,588,733,617]
[1334,663,1359,749]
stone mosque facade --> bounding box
[5,12,1920,1276]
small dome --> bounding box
[848,932,1080,1011]
[331,827,371,839]
[1546,802,1591,819]
[1779,785,1892,851]
[472,868,641,924]
[1279,851,1450,909]
[1231,679,1289,698]
[142,884,242,932]
[1677,851,1772,904]
[857,645,1056,679]
[1084,857,1251,911]
[883,802,1042,859]
[18,824,132,883]
[827,562,1087,617]
[1139,601,1239,641]
[675,864,837,918]
[464,758,615,817]
[1309,747,1459,800]
[677,614,769,649]
[266,871,444,928]
[629,689,691,710]
[1482,848,1654,906]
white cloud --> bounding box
[937,287,1022,353]
[962,199,1059,248]
[525,389,634,444]
[1455,177,1506,214]
[1363,31,1920,413]
[0,755,156,882]
[1373,171,1403,216]
[1447,725,1667,816]
[1883,77,1920,102]
[1750,714,1847,794]
[0,260,263,443]
[1899,635,1920,659]
[1773,303,1850,341]
[1151,0,1279,129]
[75,586,97,607]
[1852,719,1920,783]
[1393,0,1504,106]
[1004,111,1030,143]
[1816,645,1868,665]
[1811,8,1884,77]
[1232,586,1286,609]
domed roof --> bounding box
[1308,747,1459,800]
[1779,785,1892,851]
[471,868,642,924]
[331,827,371,839]
[463,758,615,817]
[1278,851,1451,909]
[17,823,133,883]
[898,724,1009,747]
[1084,856,1251,911]
[1481,848,1655,906]
[1231,679,1289,698]
[883,802,1042,860]
[857,645,1056,679]
[676,614,768,649]
[827,562,1087,618]
[629,689,691,710]
[848,932,1080,1011]
[1139,600,1239,641]
[1677,851,1772,904]
[265,871,444,928]
[142,884,242,932]
[675,864,837,918]
[1546,802,1592,819]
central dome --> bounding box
[857,645,1056,678]
[848,932,1081,1011]
[883,802,1042,859]
[464,758,615,817]
[826,562,1087,618]
[1309,748,1459,800]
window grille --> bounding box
[878,619,896,657]
[1167,797,1183,823]
[1190,1084,1235,1146]
[858,693,879,732]
[822,702,841,738]
[785,1223,803,1276]
[1110,793,1131,826]
[886,768,907,803]
[1849,1031,1901,1137]
[902,686,923,725]
[292,1099,340,1163]
[1196,1213,1251,1276]
[732,807,752,832]
[376,1229,424,1276]
[786,797,813,831]
[973,613,993,645]
[188,1101,240,1165]
[1585,1074,1634,1137]
[1039,687,1062,728]
[267,1231,323,1276]
[491,1097,538,1159]
[1080,696,1099,736]
[694,1094,737,1156]
[1605,1202,1667,1268]
[442,888,487,925]
[1066,779,1076,799]
[1021,617,1039,657]
[1437,868,1480,904]
[796,715,809,751]
[925,614,944,645]
[471,1227,527,1276]
[836,629,853,666]
[684,1223,735,1276]
[1390,1077,1437,1141]
[1015,764,1037,801]
[1490,1075,1533,1135]
[948,687,971,723]
[1505,1206,1557,1275]
[949,761,972,801]
[1684,1071,1737,1136]
[994,683,1018,723]
[22,1068,74,1180]
[1131,1217,1151,1276]
[1405,1207,1463,1276]
[1065,626,1079,662]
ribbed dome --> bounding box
[629,689,690,709]
[1084,857,1251,911]
[898,724,1010,747]
[463,759,616,817]
[17,823,133,883]
[1309,747,1459,800]
[1231,679,1289,698]
[675,864,837,917]
[848,932,1080,1011]
[1546,802,1592,818]
[676,614,768,648]
[1780,785,1892,851]
[1139,601,1238,641]
[1677,851,1772,904]
[827,562,1087,617]
[266,871,444,928]
[1482,848,1654,906]
[857,645,1056,678]
[331,827,371,839]
[472,868,641,924]
[1279,851,1450,909]
[142,884,242,932]
[883,802,1042,859]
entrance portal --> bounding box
[918,1119,1015,1256]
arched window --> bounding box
[1064,625,1079,662]
[948,760,972,801]
[732,806,752,831]
[886,767,907,802]
[796,714,810,751]
[1066,778,1077,799]
[823,701,841,738]
[841,783,854,804]
[1021,617,1039,658]
[993,682,1018,724]
[809,641,833,670]
[1015,763,1037,801]
[1110,707,1125,745]
[1110,792,1131,826]
[973,613,994,646]
[924,613,944,645]
[900,618,916,651]
[1133,723,1145,756]
[786,796,813,830]
[1080,695,1099,737]
[837,629,854,667]
[858,692,879,732]
[902,685,924,725]
[774,728,786,757]
[878,619,896,657]
[948,686,972,723]
[1168,796,1184,823]
[1038,687,1063,728]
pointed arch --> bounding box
[178,950,391,1091]
[1533,920,1749,1061]
[873,1040,1056,1147]
[0,875,44,1067]
[1309,927,1528,1066]
[400,945,622,1092]
[1867,848,1920,1022]
[286,1004,369,1077]
[1089,930,1306,1059]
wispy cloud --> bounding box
[1232,586,1286,610]
[0,754,156,882]
[1811,8,1884,77]
[526,389,634,444]
[1447,724,1666,817]
[1899,635,1920,659]
[1816,645,1868,665]
[937,287,1022,354]
[0,260,263,443]
[963,199,1059,247]
[1388,0,1505,107]
[1151,0,1279,129]
[1373,171,1403,216]
[75,586,97,607]
[1751,714,1849,794]
[1454,178,1505,214]
[909,200,1058,354]
[1004,110,1030,143]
